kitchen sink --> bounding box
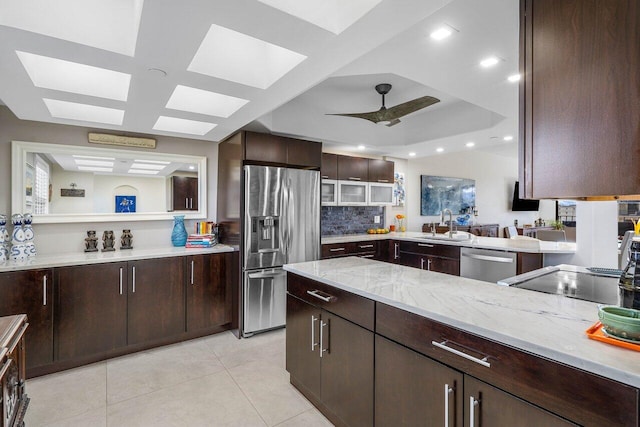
[420,231,473,241]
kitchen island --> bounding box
[284,257,638,427]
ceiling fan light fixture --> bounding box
[376,120,392,126]
[430,27,452,41]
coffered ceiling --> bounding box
[0,0,519,159]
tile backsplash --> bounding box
[322,206,385,236]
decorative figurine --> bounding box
[84,230,99,252]
[0,214,9,262]
[23,213,36,257]
[10,213,28,260]
[102,230,116,252]
[120,229,133,250]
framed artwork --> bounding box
[393,172,405,207]
[420,175,475,216]
[115,195,136,213]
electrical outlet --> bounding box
[374,215,380,224]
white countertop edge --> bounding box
[321,232,576,254]
[283,260,640,389]
[0,245,236,272]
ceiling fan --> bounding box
[327,83,440,127]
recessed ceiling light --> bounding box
[77,166,113,172]
[507,74,521,82]
[43,98,124,125]
[257,0,382,34]
[74,159,114,167]
[436,147,444,153]
[153,116,217,136]
[503,135,514,141]
[134,159,170,165]
[17,51,131,101]
[466,142,475,147]
[0,0,144,56]
[357,145,366,150]
[408,152,416,157]
[430,27,452,41]
[166,85,249,118]
[480,56,500,68]
[128,169,159,175]
[130,163,165,170]
[73,155,115,161]
[188,24,307,89]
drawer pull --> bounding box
[358,244,374,249]
[360,254,374,258]
[306,289,336,303]
[444,384,454,427]
[462,253,513,263]
[432,340,491,368]
[329,247,346,252]
[418,243,434,247]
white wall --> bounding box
[406,150,542,234]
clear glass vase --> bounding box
[171,215,188,247]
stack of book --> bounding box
[195,221,217,235]
[185,234,217,248]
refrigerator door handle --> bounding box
[248,271,286,279]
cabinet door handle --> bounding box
[358,244,374,249]
[42,275,47,306]
[427,258,432,271]
[377,179,389,183]
[132,266,136,293]
[418,243,434,247]
[119,267,123,295]
[394,243,399,259]
[469,396,479,427]
[348,177,361,181]
[185,198,189,209]
[321,175,329,179]
[311,315,318,351]
[306,289,336,303]
[190,198,193,209]
[421,258,425,270]
[190,260,195,285]
[319,320,328,357]
[329,247,345,252]
[432,340,491,368]
[444,384,454,427]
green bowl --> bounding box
[598,306,640,341]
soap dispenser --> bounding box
[619,236,640,309]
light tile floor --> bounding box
[25,329,334,427]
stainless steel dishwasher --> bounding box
[460,247,517,283]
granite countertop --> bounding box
[284,256,639,388]
[0,245,236,272]
[322,231,576,254]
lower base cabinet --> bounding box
[286,293,374,427]
[186,253,233,331]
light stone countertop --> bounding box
[284,256,640,388]
[321,231,576,254]
[0,245,236,273]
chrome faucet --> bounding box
[441,209,455,237]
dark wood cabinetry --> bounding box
[171,176,198,211]
[520,0,640,198]
[127,257,185,345]
[321,240,380,260]
[55,262,127,361]
[0,269,53,375]
[243,131,321,168]
[367,159,394,183]
[336,156,368,181]
[286,274,374,427]
[321,153,337,180]
[391,240,461,276]
[186,252,232,331]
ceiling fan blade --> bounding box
[385,95,440,120]
[326,110,383,124]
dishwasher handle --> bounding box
[461,253,514,263]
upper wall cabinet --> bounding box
[519,0,640,199]
[337,156,369,182]
[243,131,322,169]
[321,153,338,180]
[368,159,394,184]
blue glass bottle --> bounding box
[171,215,188,247]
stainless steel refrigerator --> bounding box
[242,165,320,337]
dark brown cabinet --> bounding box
[186,252,232,332]
[55,262,127,361]
[127,257,185,345]
[391,240,461,276]
[286,274,374,427]
[321,153,337,180]
[321,240,380,260]
[337,156,368,181]
[171,176,198,211]
[367,159,394,183]
[0,269,53,375]
[520,0,640,198]
[243,131,322,168]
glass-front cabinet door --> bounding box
[338,181,368,205]
[369,182,394,205]
[321,180,338,206]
